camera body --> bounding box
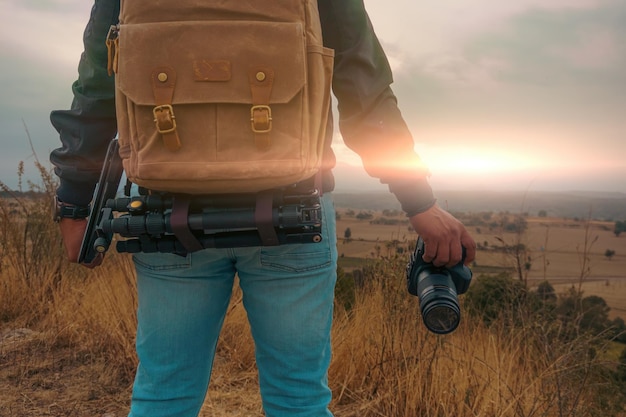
[406,237,472,334]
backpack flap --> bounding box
[115,20,331,194]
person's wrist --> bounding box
[387,178,436,217]
[52,196,90,223]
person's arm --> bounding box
[317,0,475,267]
[50,0,120,207]
[50,0,120,265]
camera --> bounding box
[406,237,473,334]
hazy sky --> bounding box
[1,0,625,193]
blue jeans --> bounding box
[128,195,337,417]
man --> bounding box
[51,1,476,416]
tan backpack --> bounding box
[107,0,334,194]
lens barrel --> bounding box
[417,271,461,334]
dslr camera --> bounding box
[406,237,473,334]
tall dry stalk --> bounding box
[575,207,598,294]
[0,163,76,324]
[47,252,140,384]
[542,223,550,283]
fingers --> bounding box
[59,218,88,263]
[420,237,439,264]
[448,239,464,267]
[422,236,464,268]
[461,231,477,266]
[59,218,105,268]
[410,205,476,268]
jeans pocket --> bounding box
[260,246,332,273]
[132,252,192,271]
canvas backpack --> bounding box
[107,0,334,194]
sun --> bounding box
[420,147,541,175]
[412,144,553,189]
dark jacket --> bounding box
[50,0,436,216]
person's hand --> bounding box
[58,218,103,268]
[409,204,476,268]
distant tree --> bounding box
[344,227,352,241]
[355,211,373,220]
[382,209,401,217]
[614,221,626,237]
[617,347,626,382]
[535,280,557,304]
[538,209,548,217]
[502,215,527,233]
[556,286,582,325]
[605,249,616,260]
[465,273,528,325]
[524,255,532,272]
[611,317,626,344]
[579,295,611,335]
[556,290,612,336]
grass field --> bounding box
[1,191,625,416]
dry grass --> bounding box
[1,192,625,416]
[329,259,625,417]
[4,256,623,416]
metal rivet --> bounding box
[157,72,168,82]
[256,71,266,82]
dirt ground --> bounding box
[0,328,126,417]
[0,327,265,417]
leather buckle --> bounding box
[153,104,177,134]
[250,105,272,133]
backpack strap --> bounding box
[254,190,279,246]
[105,25,119,76]
[248,67,275,150]
[151,67,182,152]
[170,195,203,253]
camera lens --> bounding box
[417,271,461,334]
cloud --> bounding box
[365,0,611,55]
[463,2,626,86]
[1,1,90,69]
[381,0,625,127]
[368,0,625,88]
[0,0,93,187]
[555,29,619,70]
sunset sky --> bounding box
[1,0,624,193]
